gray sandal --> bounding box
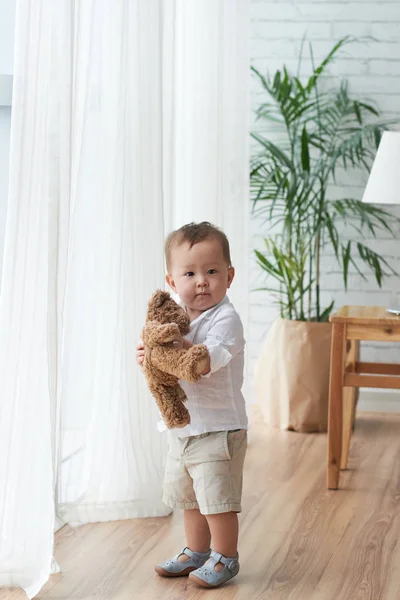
[189,551,239,587]
[155,547,211,577]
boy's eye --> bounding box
[208,269,217,275]
[185,272,194,277]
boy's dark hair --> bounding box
[165,221,231,271]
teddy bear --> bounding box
[141,290,210,429]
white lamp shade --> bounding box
[362,131,400,205]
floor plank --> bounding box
[2,410,400,600]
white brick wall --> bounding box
[249,0,400,401]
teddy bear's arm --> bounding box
[141,321,180,347]
[150,344,210,384]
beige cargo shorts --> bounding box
[163,429,247,515]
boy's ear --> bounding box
[165,273,177,293]
[227,266,235,289]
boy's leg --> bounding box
[155,510,211,577]
[186,430,247,575]
[178,509,211,563]
[205,512,238,571]
[157,433,212,577]
[205,511,238,556]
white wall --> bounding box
[249,0,400,402]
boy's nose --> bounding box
[197,276,209,287]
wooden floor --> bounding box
[2,410,400,600]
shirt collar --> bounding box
[187,295,229,327]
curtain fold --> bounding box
[0,1,249,597]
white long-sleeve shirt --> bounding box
[165,296,248,438]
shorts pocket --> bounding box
[222,431,231,460]
[189,431,231,464]
[226,429,247,460]
[167,432,184,460]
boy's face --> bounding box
[166,239,235,320]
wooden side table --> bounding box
[327,306,400,490]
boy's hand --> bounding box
[136,342,145,367]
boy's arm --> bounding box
[184,310,244,377]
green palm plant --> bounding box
[251,38,397,321]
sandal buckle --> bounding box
[228,560,237,571]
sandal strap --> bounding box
[179,547,211,565]
[180,547,194,559]
[210,551,239,572]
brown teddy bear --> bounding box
[142,290,210,428]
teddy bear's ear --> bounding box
[151,289,171,308]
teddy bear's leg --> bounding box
[163,385,191,428]
[177,385,187,401]
[148,381,190,429]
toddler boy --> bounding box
[136,221,247,588]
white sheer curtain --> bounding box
[54,1,170,525]
[0,1,249,598]
[0,3,57,596]
[163,0,249,327]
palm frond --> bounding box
[250,37,397,321]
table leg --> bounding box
[341,339,360,470]
[327,323,345,489]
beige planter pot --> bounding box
[255,318,332,433]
